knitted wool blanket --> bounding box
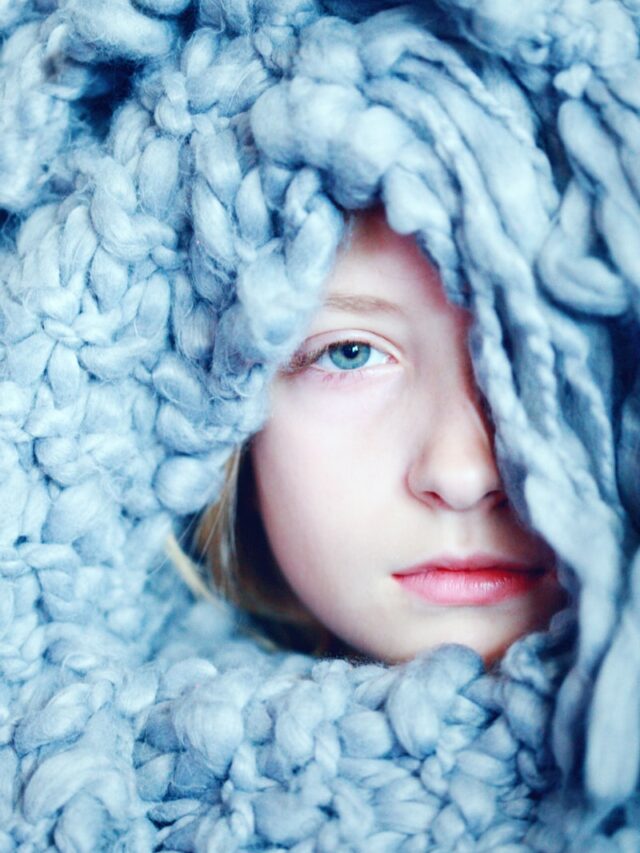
[1,0,640,849]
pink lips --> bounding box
[392,555,547,606]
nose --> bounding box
[407,392,506,513]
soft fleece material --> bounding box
[1,0,640,849]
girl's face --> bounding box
[251,210,564,664]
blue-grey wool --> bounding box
[1,0,639,849]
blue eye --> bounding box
[284,339,393,376]
[315,341,389,372]
[328,342,371,370]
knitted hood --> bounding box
[1,0,639,848]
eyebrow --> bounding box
[323,293,404,316]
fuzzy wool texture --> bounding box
[1,0,640,849]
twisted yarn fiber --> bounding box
[1,0,640,849]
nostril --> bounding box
[485,490,509,510]
[423,492,449,510]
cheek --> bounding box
[251,420,341,576]
[253,386,398,533]
[251,397,390,608]
[251,374,417,572]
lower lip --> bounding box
[392,567,546,606]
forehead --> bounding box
[324,209,451,315]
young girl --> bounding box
[197,207,566,665]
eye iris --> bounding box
[328,342,371,370]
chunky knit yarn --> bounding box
[1,0,640,849]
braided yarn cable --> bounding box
[1,0,639,848]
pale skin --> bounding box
[251,209,565,665]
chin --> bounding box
[357,620,546,668]
[331,584,567,665]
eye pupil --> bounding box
[329,342,371,370]
[342,343,360,359]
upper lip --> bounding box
[393,553,544,575]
